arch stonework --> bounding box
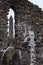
[0,0,43,65]
[1,46,21,65]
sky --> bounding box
[7,9,15,37]
[29,0,43,10]
[7,9,14,19]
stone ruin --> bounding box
[0,0,43,65]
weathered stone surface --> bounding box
[0,0,43,65]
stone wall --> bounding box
[0,0,10,49]
[0,0,43,65]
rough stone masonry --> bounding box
[0,0,43,65]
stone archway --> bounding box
[1,46,21,65]
[0,0,43,65]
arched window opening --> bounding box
[7,8,15,38]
